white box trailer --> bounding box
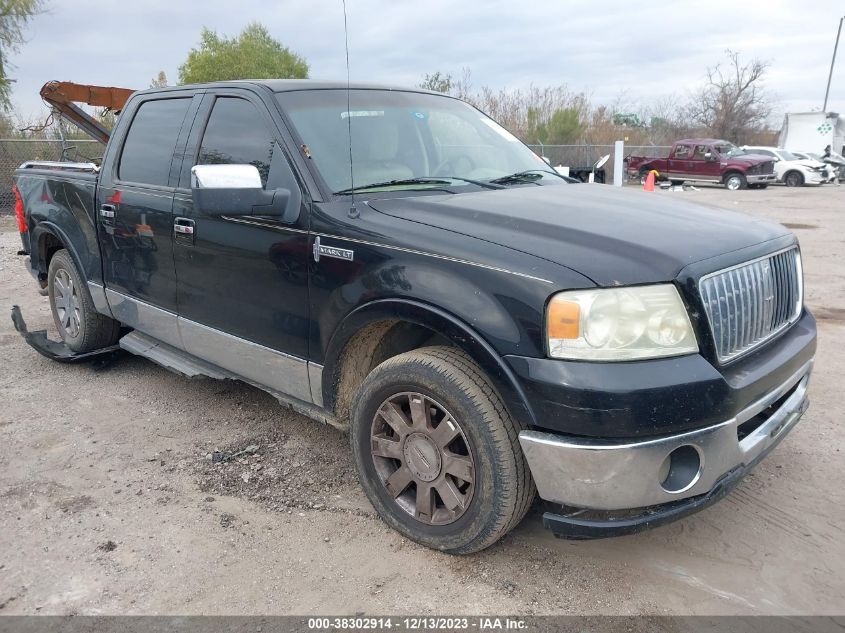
[779,112,845,155]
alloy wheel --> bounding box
[370,392,475,525]
[53,268,81,338]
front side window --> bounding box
[276,89,560,194]
[119,98,191,186]
[197,98,275,187]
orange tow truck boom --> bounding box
[39,81,135,144]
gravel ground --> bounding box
[0,183,843,615]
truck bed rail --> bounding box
[18,160,99,173]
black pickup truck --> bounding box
[12,80,816,554]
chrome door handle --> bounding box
[174,217,196,245]
[100,204,115,219]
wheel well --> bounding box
[331,319,453,425]
[37,232,64,287]
[722,170,743,182]
[784,169,803,180]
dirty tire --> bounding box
[784,171,804,187]
[48,249,120,353]
[350,346,535,554]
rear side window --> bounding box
[119,98,191,186]
[197,98,275,187]
[673,144,690,159]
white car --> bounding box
[739,145,828,187]
[791,151,840,183]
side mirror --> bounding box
[191,164,299,221]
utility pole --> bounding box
[823,15,844,112]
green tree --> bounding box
[419,71,452,93]
[178,23,308,84]
[544,107,585,144]
[0,0,47,110]
[526,107,585,145]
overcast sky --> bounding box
[8,0,845,125]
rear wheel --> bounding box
[638,168,653,185]
[350,346,534,554]
[724,173,747,191]
[784,171,804,187]
[48,249,120,353]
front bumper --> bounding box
[747,174,778,184]
[519,358,811,518]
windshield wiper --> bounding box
[333,176,503,195]
[489,169,568,185]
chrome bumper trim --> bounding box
[747,174,777,183]
[519,359,813,510]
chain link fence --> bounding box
[1,139,104,214]
[526,144,671,183]
[2,140,674,216]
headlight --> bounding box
[546,284,698,361]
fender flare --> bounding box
[320,298,539,429]
[30,221,84,277]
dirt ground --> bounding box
[1,183,843,616]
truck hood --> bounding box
[367,185,792,286]
[724,153,772,166]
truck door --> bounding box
[690,144,721,181]
[172,91,313,403]
[666,143,691,179]
[97,94,201,348]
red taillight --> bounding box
[12,185,27,234]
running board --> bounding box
[118,331,343,430]
[119,331,236,380]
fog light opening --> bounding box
[659,445,703,494]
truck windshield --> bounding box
[714,143,742,157]
[276,89,563,194]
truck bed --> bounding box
[13,163,102,286]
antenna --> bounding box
[342,0,359,219]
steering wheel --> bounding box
[433,154,477,177]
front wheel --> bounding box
[350,347,535,554]
[784,171,805,187]
[724,173,747,190]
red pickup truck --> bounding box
[627,138,777,190]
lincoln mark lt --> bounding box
[12,81,816,553]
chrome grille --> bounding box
[699,248,802,362]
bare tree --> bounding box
[0,0,47,110]
[687,49,772,142]
[150,71,169,88]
